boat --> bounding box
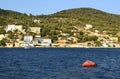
[24,43,34,49]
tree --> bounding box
[95,41,102,47]
[0,29,6,35]
[79,31,84,35]
[7,30,13,34]
[41,27,50,37]
[49,30,58,42]
[118,37,120,42]
[0,39,6,46]
[84,36,98,41]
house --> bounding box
[77,43,86,47]
[14,25,23,32]
[60,32,69,36]
[14,42,20,47]
[33,35,41,45]
[67,37,78,43]
[68,44,78,47]
[0,34,5,40]
[19,41,27,47]
[40,38,52,47]
[6,42,14,47]
[6,25,15,31]
[52,43,59,47]
[102,43,109,47]
[86,41,95,47]
[55,39,67,47]
[24,35,33,43]
[6,24,23,32]
[85,24,93,30]
[109,37,118,43]
[33,19,41,23]
[29,27,41,34]
[56,39,67,44]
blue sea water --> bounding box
[0,48,120,79]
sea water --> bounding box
[0,48,120,79]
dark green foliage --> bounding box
[0,39,6,46]
[0,29,6,34]
[85,36,98,41]
[0,8,29,26]
[118,37,120,42]
[95,41,102,47]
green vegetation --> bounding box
[0,8,120,42]
[118,37,120,42]
[0,38,6,46]
[51,8,120,32]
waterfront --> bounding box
[0,48,120,79]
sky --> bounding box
[0,0,120,15]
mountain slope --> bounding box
[0,8,28,26]
[0,8,22,15]
[50,8,120,31]
[0,8,120,34]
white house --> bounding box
[6,25,23,32]
[41,38,52,47]
[33,35,41,45]
[33,19,41,23]
[6,25,15,31]
[24,35,33,43]
[103,43,109,47]
[85,24,93,30]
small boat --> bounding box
[24,43,34,49]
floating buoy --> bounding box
[82,60,96,67]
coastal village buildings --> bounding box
[29,27,41,34]
[0,24,120,48]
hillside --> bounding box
[50,8,120,31]
[0,8,120,37]
[0,8,120,44]
[0,8,29,26]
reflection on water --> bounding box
[0,48,120,79]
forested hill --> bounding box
[0,8,22,15]
[0,8,120,33]
[0,8,28,26]
[50,8,120,31]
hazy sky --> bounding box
[0,0,120,15]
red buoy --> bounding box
[82,60,96,67]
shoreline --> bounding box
[0,46,120,49]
